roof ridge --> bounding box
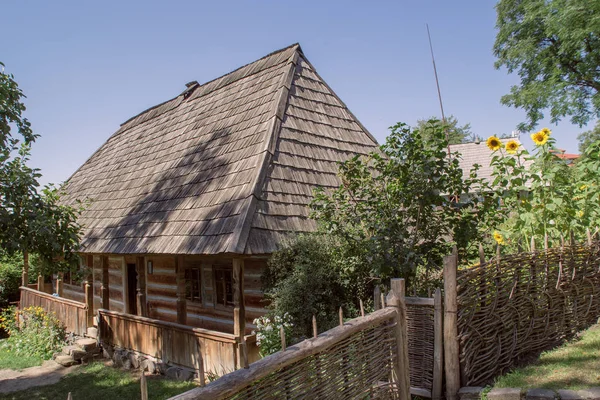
[227,47,300,254]
[118,43,302,131]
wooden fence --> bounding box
[169,279,411,400]
[19,286,89,336]
[405,291,443,400]
[98,309,259,380]
[443,239,600,392]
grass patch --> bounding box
[0,340,43,370]
[0,362,197,400]
[494,324,600,390]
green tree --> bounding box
[0,62,83,285]
[577,120,600,153]
[415,115,479,145]
[494,0,600,131]
[311,120,490,292]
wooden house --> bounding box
[60,43,379,341]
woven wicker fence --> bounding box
[170,280,411,400]
[454,241,600,385]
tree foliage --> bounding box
[262,235,368,340]
[494,0,600,131]
[415,115,479,145]
[0,62,83,279]
[310,120,491,292]
[577,120,600,153]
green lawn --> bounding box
[0,341,43,370]
[0,362,198,400]
[494,324,600,390]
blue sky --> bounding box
[2,0,588,186]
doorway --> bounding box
[126,263,138,315]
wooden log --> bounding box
[101,255,109,310]
[176,256,187,325]
[389,279,410,400]
[56,273,64,297]
[140,372,148,400]
[233,258,245,369]
[22,251,29,287]
[432,288,443,400]
[359,299,365,317]
[136,256,147,317]
[280,325,286,351]
[443,251,460,400]
[374,285,381,310]
[85,282,94,327]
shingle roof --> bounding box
[449,138,532,184]
[62,44,378,255]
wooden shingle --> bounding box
[62,44,378,255]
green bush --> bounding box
[263,234,369,341]
[252,313,294,357]
[0,253,22,308]
[0,306,66,359]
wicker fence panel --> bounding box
[170,307,403,400]
[406,300,435,394]
[456,242,600,385]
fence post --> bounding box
[443,251,460,400]
[56,273,64,297]
[389,278,410,400]
[374,285,381,310]
[37,274,44,292]
[85,281,94,328]
[140,372,148,400]
[432,288,443,400]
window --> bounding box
[214,267,233,307]
[185,268,202,303]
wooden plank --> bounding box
[176,256,187,325]
[101,255,109,310]
[432,288,443,400]
[443,251,460,400]
[233,258,245,368]
[390,279,410,400]
[404,297,435,306]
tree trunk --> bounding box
[22,250,29,286]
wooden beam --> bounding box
[136,256,147,317]
[443,251,460,400]
[233,258,245,369]
[176,256,187,325]
[389,278,410,400]
[432,287,443,400]
[56,272,64,297]
[101,255,109,310]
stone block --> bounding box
[141,359,157,374]
[166,366,181,379]
[460,387,484,400]
[177,369,194,381]
[71,349,87,361]
[526,388,555,400]
[62,345,79,356]
[577,388,600,400]
[55,355,78,367]
[75,338,97,352]
[128,353,140,369]
[488,388,522,400]
[558,390,584,400]
[86,327,98,339]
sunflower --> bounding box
[493,231,505,245]
[531,129,549,146]
[580,184,588,191]
[505,140,519,154]
[540,128,551,137]
[486,136,503,151]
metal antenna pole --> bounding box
[426,23,451,153]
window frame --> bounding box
[185,267,203,304]
[213,266,234,308]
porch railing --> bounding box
[19,286,89,336]
[98,309,259,380]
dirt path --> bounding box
[0,360,79,394]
